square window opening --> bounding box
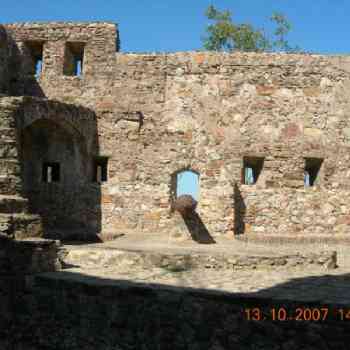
[93,157,108,183]
[42,162,60,183]
[304,158,323,187]
[24,41,44,77]
[64,42,85,76]
[242,157,264,185]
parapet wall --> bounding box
[1,272,349,349]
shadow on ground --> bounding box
[182,211,216,244]
[4,268,350,349]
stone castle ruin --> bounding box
[2,21,350,242]
[3,21,350,350]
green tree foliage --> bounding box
[203,5,299,52]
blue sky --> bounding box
[2,0,350,54]
[177,171,200,200]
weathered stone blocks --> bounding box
[2,22,350,240]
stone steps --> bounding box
[0,127,17,141]
[0,159,20,176]
[0,142,17,158]
[0,213,42,239]
[0,175,21,195]
[0,139,17,147]
[0,195,28,214]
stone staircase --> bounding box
[0,195,42,239]
[0,103,43,239]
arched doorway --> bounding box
[21,118,91,234]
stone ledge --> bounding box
[61,246,337,271]
[0,237,61,275]
[235,234,350,245]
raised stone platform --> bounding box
[61,243,336,271]
[60,234,337,271]
[56,236,350,308]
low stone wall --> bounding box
[61,246,337,270]
[1,271,350,349]
[0,237,61,275]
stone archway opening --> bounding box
[171,169,200,204]
[21,118,91,234]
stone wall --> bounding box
[0,97,23,196]
[1,271,349,349]
[0,25,9,95]
[105,52,350,238]
[5,22,118,102]
[0,97,43,238]
[0,236,61,275]
[0,95,101,239]
[239,187,350,236]
[0,236,61,350]
[4,22,350,239]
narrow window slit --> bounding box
[242,157,264,185]
[93,157,108,182]
[304,158,323,187]
[24,41,44,77]
[64,42,85,77]
[35,59,42,77]
[43,162,60,183]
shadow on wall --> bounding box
[234,182,246,235]
[17,98,102,242]
[182,211,216,244]
[0,25,9,94]
[4,269,350,349]
[6,30,46,98]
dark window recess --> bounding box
[24,41,44,77]
[64,42,85,76]
[242,157,264,185]
[93,157,108,182]
[42,162,60,183]
[304,158,323,187]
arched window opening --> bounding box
[174,169,200,201]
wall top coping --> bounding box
[3,21,117,27]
